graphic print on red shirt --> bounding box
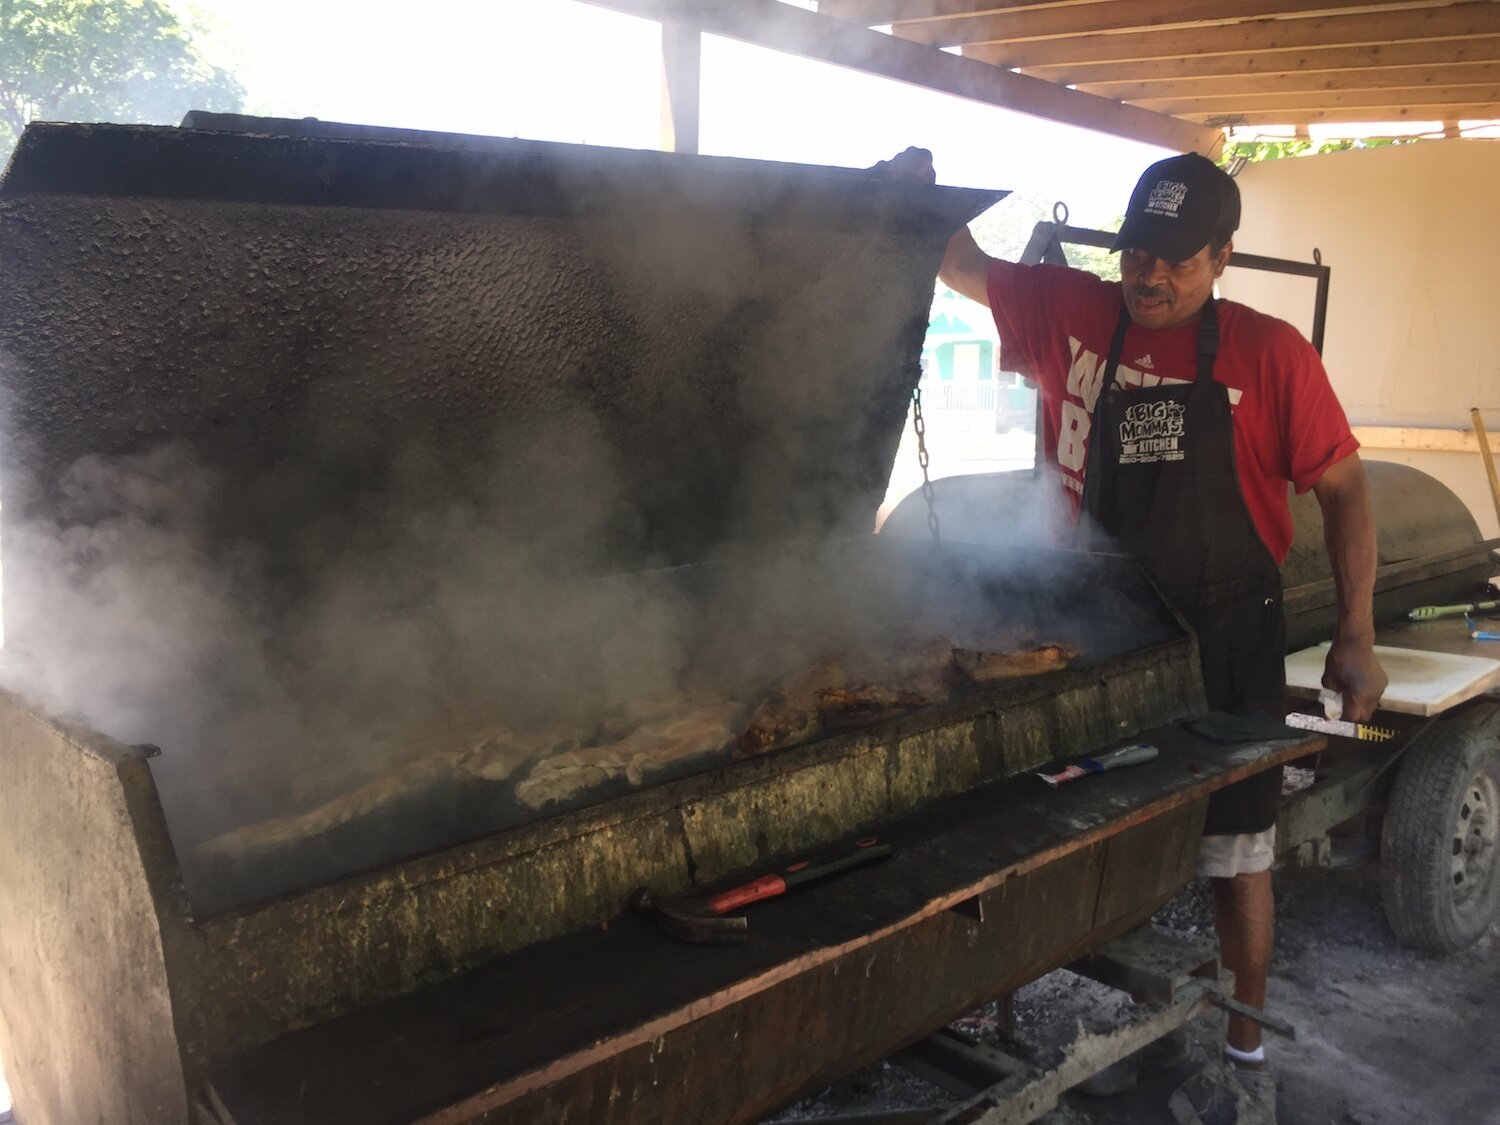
[983,260,1358,564]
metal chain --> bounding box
[911,385,940,543]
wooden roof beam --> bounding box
[582,0,1223,153]
[818,0,1065,27]
[888,0,1444,48]
[659,22,701,154]
[1083,62,1500,101]
[1192,103,1500,124]
[962,4,1500,67]
[1136,84,1500,114]
[1020,36,1500,84]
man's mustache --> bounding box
[1130,286,1170,302]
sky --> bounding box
[167,0,1174,229]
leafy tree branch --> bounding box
[0,0,243,166]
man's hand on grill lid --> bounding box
[867,146,936,184]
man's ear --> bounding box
[1212,239,1233,278]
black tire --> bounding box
[1381,713,1500,953]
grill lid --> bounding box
[0,115,1003,605]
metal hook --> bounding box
[1313,248,1322,265]
[1052,201,1070,226]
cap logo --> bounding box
[1145,180,1189,219]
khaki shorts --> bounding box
[1197,826,1276,879]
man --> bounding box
[886,149,1388,1114]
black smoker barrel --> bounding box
[0,117,1215,1125]
[883,460,1499,651]
[1279,460,1498,649]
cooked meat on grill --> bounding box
[197,726,561,860]
[198,640,1081,858]
[515,700,744,809]
[740,639,1077,752]
[815,683,938,727]
[457,727,567,781]
[814,640,957,728]
[734,656,846,758]
[951,643,1079,685]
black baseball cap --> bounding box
[1110,153,1241,262]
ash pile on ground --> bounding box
[766,860,1500,1124]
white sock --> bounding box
[1224,1043,1266,1065]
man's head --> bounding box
[1111,153,1239,329]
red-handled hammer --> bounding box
[631,837,893,944]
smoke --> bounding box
[1,443,284,763]
[0,426,699,846]
[0,416,1180,918]
[0,137,1166,913]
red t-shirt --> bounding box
[985,260,1357,564]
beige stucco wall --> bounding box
[1221,141,1500,539]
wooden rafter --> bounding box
[585,0,1223,152]
[885,0,1437,49]
[961,5,1500,67]
[818,0,1057,25]
[659,23,701,154]
[1196,103,1500,124]
[1021,37,1500,85]
[591,0,1499,143]
[1137,85,1500,113]
[1081,62,1500,101]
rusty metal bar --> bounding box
[1049,222,1331,353]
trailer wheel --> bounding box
[1380,725,1500,953]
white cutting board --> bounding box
[1285,643,1500,716]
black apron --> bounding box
[1081,299,1285,835]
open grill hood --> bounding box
[0,114,1001,578]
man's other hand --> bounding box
[1322,635,1388,722]
[869,147,936,184]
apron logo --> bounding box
[1118,399,1186,464]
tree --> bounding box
[0,0,243,166]
[1220,136,1411,165]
